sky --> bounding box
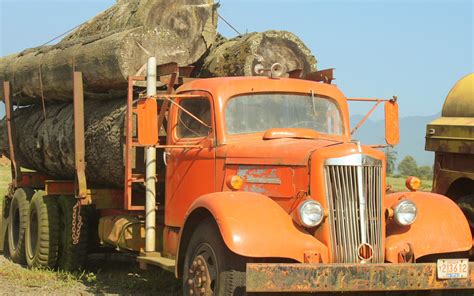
[0,0,473,119]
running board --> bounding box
[137,252,175,272]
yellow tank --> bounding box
[441,73,474,117]
[426,73,474,154]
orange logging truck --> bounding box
[1,60,473,295]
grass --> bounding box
[0,253,180,295]
[0,258,83,290]
[386,176,432,192]
[0,159,9,200]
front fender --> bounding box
[181,192,328,263]
[385,191,472,262]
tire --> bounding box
[1,195,11,255]
[457,194,474,229]
[57,195,88,271]
[182,219,247,296]
[7,188,34,264]
[25,191,60,268]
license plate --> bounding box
[437,258,469,279]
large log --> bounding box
[0,30,319,187]
[0,100,127,187]
[198,30,317,78]
[0,0,217,105]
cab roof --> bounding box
[176,76,347,104]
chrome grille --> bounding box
[324,154,383,263]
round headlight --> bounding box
[393,200,417,226]
[298,200,324,227]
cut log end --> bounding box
[199,30,317,78]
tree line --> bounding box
[385,148,433,179]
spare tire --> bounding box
[7,188,34,264]
[25,191,60,268]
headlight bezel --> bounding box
[393,199,417,226]
[296,200,325,228]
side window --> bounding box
[177,98,211,139]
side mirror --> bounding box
[136,98,158,145]
[384,99,399,146]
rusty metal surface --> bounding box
[45,180,122,208]
[432,153,474,196]
[246,263,474,292]
[3,81,22,187]
[351,100,382,135]
[425,117,474,154]
[17,172,49,189]
[73,72,87,199]
[306,68,335,84]
[123,75,136,210]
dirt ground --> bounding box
[1,253,473,295]
[0,253,181,295]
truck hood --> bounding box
[222,138,343,166]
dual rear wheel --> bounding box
[5,189,88,271]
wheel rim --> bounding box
[27,208,39,258]
[187,243,218,296]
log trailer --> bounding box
[1,59,473,295]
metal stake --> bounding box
[145,57,157,253]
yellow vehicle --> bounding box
[425,73,474,238]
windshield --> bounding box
[226,93,344,135]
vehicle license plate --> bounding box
[437,258,469,279]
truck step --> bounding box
[137,253,175,272]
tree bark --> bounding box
[0,0,217,105]
[0,100,127,187]
[198,30,317,78]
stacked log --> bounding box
[0,100,126,187]
[0,1,318,188]
[0,0,217,104]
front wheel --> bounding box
[182,219,247,296]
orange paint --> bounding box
[136,98,158,145]
[384,100,400,146]
[385,191,472,262]
[182,192,329,263]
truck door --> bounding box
[164,93,215,227]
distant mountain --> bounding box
[350,113,439,166]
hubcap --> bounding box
[187,244,218,295]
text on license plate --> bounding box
[437,258,469,279]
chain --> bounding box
[71,198,83,245]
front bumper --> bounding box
[246,262,474,292]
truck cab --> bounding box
[155,75,473,294]
[1,66,473,295]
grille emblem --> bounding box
[357,243,374,262]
